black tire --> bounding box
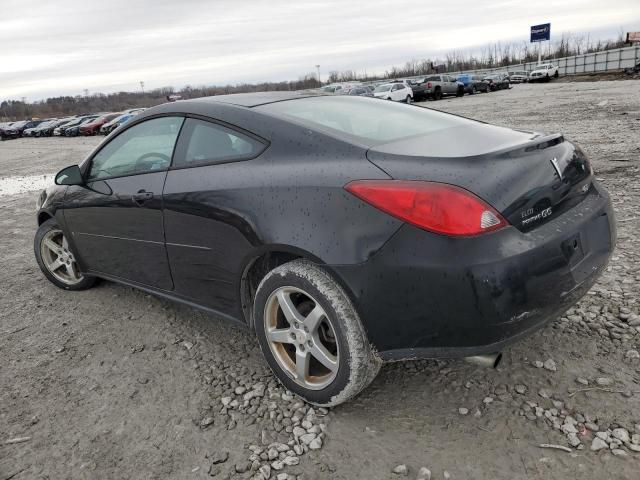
[254,260,381,406]
[470,85,476,95]
[433,88,442,100]
[554,70,559,78]
[34,219,97,291]
[456,86,464,97]
[405,95,413,104]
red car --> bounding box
[79,113,120,136]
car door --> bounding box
[162,117,268,315]
[64,116,184,289]
[390,84,401,101]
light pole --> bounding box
[315,65,321,85]
[140,81,145,95]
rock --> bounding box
[612,449,628,457]
[182,341,193,350]
[543,359,557,372]
[627,315,640,327]
[625,349,640,359]
[561,423,578,434]
[575,377,589,386]
[208,451,229,464]
[595,377,613,386]
[221,397,232,406]
[392,464,408,475]
[629,444,640,452]
[483,397,494,405]
[417,467,431,480]
[591,437,608,451]
[235,386,247,395]
[458,408,469,415]
[259,464,271,479]
[514,384,527,394]
[292,426,306,438]
[567,433,581,447]
[534,361,544,368]
[309,436,323,450]
[235,461,252,474]
[612,428,630,443]
[299,433,316,445]
[538,389,550,399]
[200,416,215,428]
[283,456,299,466]
[271,460,284,471]
[444,471,451,479]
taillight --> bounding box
[345,180,508,236]
[427,82,432,88]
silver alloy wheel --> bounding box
[40,229,83,285]
[264,286,339,390]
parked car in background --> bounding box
[456,74,490,94]
[79,113,120,136]
[100,112,138,135]
[508,71,529,83]
[0,123,19,140]
[529,64,559,82]
[484,74,510,91]
[372,83,414,103]
[53,118,80,136]
[8,119,45,136]
[30,119,59,137]
[342,86,374,97]
[418,75,464,100]
[64,116,99,137]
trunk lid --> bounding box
[366,123,593,232]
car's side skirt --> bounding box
[85,270,249,328]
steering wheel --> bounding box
[135,152,171,171]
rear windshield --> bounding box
[257,96,471,145]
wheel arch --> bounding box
[239,245,348,329]
[37,210,53,225]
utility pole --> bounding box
[83,89,89,98]
[315,65,321,85]
[140,81,145,95]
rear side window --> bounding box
[173,118,265,168]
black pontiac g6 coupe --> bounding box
[34,92,616,406]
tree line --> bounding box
[1,31,631,121]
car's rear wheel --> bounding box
[405,95,412,104]
[456,86,464,97]
[34,219,97,291]
[433,88,442,100]
[254,260,380,406]
[470,85,477,95]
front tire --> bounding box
[254,260,381,406]
[34,219,97,291]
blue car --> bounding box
[456,74,490,94]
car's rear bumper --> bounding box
[329,181,615,361]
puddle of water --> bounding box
[0,174,56,197]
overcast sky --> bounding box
[1,0,638,100]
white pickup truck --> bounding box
[529,63,559,82]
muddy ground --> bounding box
[1,80,639,480]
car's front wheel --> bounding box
[34,219,97,291]
[254,260,380,406]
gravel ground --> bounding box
[1,80,639,480]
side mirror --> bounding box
[55,165,84,186]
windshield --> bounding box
[257,96,472,145]
[373,85,391,92]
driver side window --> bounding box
[88,117,184,181]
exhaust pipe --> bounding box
[464,352,502,369]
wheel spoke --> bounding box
[309,340,338,372]
[268,328,294,344]
[62,236,70,250]
[276,290,302,325]
[44,238,60,253]
[303,305,325,334]
[65,262,80,280]
[47,258,64,272]
[295,350,310,381]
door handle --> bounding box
[132,190,154,205]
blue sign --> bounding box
[530,23,551,43]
